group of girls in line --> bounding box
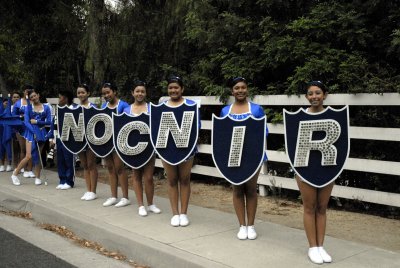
[6,77,334,264]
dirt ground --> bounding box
[77,165,400,253]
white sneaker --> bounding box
[148,204,161,214]
[35,178,42,185]
[170,215,180,227]
[0,165,5,172]
[237,225,247,240]
[138,206,148,216]
[85,192,97,201]
[6,165,12,172]
[318,247,332,263]
[11,174,20,186]
[81,192,89,200]
[56,184,64,190]
[179,214,189,227]
[308,247,323,264]
[115,198,131,208]
[20,168,24,173]
[247,225,257,240]
[60,183,71,190]
[29,171,36,178]
[103,197,118,207]
[23,171,30,177]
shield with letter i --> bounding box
[84,106,116,157]
[149,102,199,165]
[57,106,87,154]
[284,106,350,188]
[113,112,154,169]
[212,114,266,185]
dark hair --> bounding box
[132,80,147,91]
[78,83,90,93]
[167,75,183,88]
[102,82,117,92]
[229,77,247,88]
[305,80,328,94]
[59,90,74,105]
[23,85,34,91]
[27,88,38,98]
[11,91,21,98]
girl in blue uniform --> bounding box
[77,84,98,201]
[220,77,268,240]
[11,92,22,170]
[101,83,131,207]
[11,89,52,186]
[0,97,13,172]
[161,75,198,227]
[123,81,161,216]
[12,85,35,178]
[295,81,333,264]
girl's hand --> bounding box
[30,119,37,124]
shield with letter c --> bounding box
[284,106,350,188]
[113,112,154,169]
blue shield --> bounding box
[212,115,266,185]
[284,106,350,188]
[150,102,199,165]
[113,112,154,169]
[84,106,116,157]
[57,106,87,154]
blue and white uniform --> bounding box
[163,98,200,159]
[22,103,52,165]
[11,99,27,135]
[123,103,150,115]
[220,102,268,161]
[101,99,129,114]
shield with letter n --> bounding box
[113,112,154,169]
[150,102,198,165]
[212,114,266,185]
[284,106,350,188]
[84,106,116,157]
[57,105,86,154]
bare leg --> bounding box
[162,160,179,215]
[33,143,45,178]
[296,176,318,247]
[316,183,334,246]
[178,158,193,214]
[113,152,128,199]
[105,154,117,198]
[14,140,32,175]
[86,150,98,193]
[132,168,144,206]
[143,157,156,205]
[233,184,246,226]
[244,170,260,226]
[79,151,90,192]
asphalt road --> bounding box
[0,227,76,268]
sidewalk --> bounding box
[0,170,399,268]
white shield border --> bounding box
[283,106,350,188]
[212,114,266,185]
[149,101,199,166]
[112,112,155,169]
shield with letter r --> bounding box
[284,106,350,188]
[113,112,154,169]
[57,105,86,154]
[149,102,198,165]
[84,106,116,157]
[212,114,266,185]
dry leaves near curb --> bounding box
[38,223,149,268]
[0,207,32,219]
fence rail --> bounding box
[156,94,400,207]
[49,93,400,207]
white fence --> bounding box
[49,93,400,207]
[155,94,400,207]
